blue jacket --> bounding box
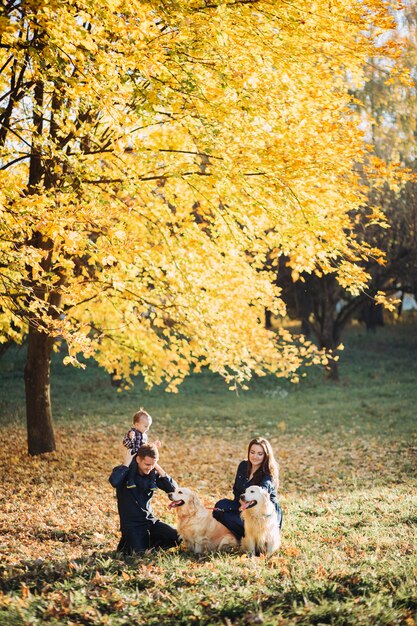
[232,460,281,517]
[109,464,177,530]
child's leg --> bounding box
[154,462,165,476]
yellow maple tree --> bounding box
[0,0,399,453]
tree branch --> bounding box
[1,154,30,170]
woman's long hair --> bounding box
[247,437,279,488]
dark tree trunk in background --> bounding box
[0,340,13,359]
[317,306,340,381]
[294,284,312,338]
[359,301,385,331]
[310,275,341,381]
[265,308,272,330]
[324,356,339,381]
[24,325,56,455]
[321,339,340,381]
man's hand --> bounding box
[154,439,162,449]
[123,447,134,467]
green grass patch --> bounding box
[0,323,416,625]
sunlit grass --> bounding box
[0,323,416,625]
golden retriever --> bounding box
[168,487,239,554]
[240,486,281,555]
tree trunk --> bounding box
[265,308,272,330]
[321,323,339,382]
[24,325,56,455]
[23,76,57,456]
[317,279,340,381]
[323,347,339,381]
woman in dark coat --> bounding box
[212,437,283,540]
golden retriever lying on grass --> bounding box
[240,486,281,555]
[168,487,239,554]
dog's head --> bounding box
[240,486,269,512]
[168,487,200,514]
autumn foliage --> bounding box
[0,0,403,452]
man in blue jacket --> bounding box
[109,443,180,554]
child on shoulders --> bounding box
[122,408,162,488]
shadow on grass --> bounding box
[1,552,122,594]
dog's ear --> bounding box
[259,489,271,514]
[189,491,200,513]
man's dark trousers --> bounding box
[117,520,179,554]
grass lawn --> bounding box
[0,322,416,625]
